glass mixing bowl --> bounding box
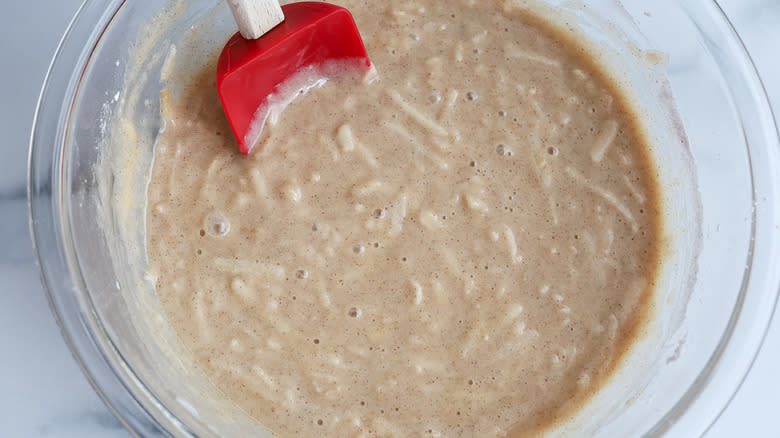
[28,0,780,437]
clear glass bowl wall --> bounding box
[28,0,780,437]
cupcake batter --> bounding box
[146,0,661,436]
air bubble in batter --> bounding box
[205,213,230,237]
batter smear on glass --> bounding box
[146,0,662,436]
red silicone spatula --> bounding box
[217,0,372,154]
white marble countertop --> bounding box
[1,1,777,436]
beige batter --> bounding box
[146,0,661,436]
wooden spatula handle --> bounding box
[227,0,285,40]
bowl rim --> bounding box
[27,0,780,437]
